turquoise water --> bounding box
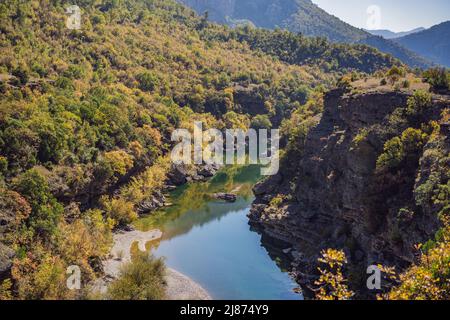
[135,165,301,300]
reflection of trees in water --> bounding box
[134,164,262,242]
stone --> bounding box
[213,193,237,202]
[0,243,14,277]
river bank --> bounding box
[97,229,211,300]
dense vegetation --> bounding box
[0,0,446,301]
[0,0,397,300]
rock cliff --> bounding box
[249,88,449,297]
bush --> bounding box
[0,156,7,175]
[250,114,272,130]
[107,253,166,300]
[377,128,428,171]
[423,68,449,92]
[402,79,410,88]
[407,90,432,115]
[103,150,134,176]
[136,72,160,92]
[101,197,138,227]
[376,137,404,170]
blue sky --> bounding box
[312,0,450,32]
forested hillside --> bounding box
[0,0,399,299]
[180,0,433,68]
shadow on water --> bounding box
[133,164,302,300]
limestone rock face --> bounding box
[249,89,449,296]
[0,243,14,278]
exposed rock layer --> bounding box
[249,89,449,297]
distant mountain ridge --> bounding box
[179,0,433,68]
[365,27,426,39]
[395,21,450,67]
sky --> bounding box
[311,0,450,32]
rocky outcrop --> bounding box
[0,243,14,279]
[167,163,221,186]
[136,191,167,215]
[213,193,237,202]
[249,89,449,297]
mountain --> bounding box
[179,0,432,68]
[395,21,450,67]
[365,27,425,39]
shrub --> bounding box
[136,72,159,92]
[402,79,410,88]
[376,137,404,170]
[423,68,449,92]
[250,114,272,130]
[270,195,284,207]
[407,90,432,115]
[101,196,138,227]
[0,156,7,175]
[387,225,450,300]
[103,150,134,176]
[107,253,166,300]
[315,249,354,300]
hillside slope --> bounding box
[0,0,398,299]
[180,0,432,68]
[396,21,450,67]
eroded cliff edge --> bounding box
[249,88,449,297]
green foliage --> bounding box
[136,72,160,92]
[250,114,272,130]
[407,90,432,115]
[12,169,63,238]
[0,156,7,175]
[423,68,449,92]
[377,137,404,170]
[101,196,138,227]
[107,253,166,300]
[377,128,428,171]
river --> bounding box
[133,165,302,300]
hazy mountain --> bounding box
[365,27,426,39]
[395,21,450,67]
[179,0,432,68]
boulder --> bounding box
[167,163,189,186]
[213,193,237,203]
[0,243,14,277]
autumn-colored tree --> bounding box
[315,249,354,300]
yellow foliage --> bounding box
[104,150,134,176]
[121,157,170,204]
[386,225,450,300]
[315,249,354,300]
[101,196,138,227]
[0,279,12,300]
